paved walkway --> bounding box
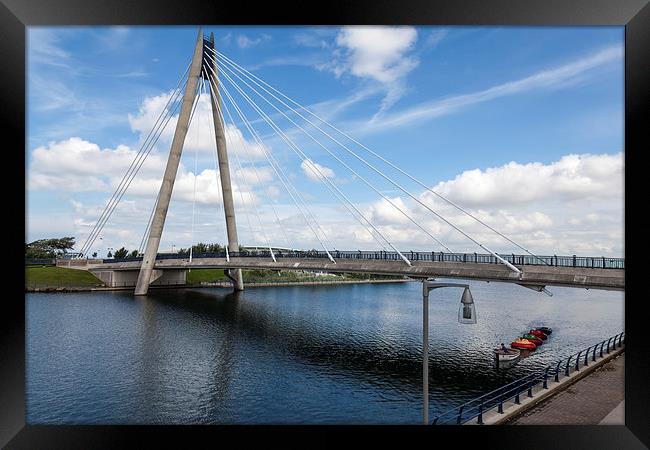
[507,353,624,425]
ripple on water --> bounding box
[26,282,623,424]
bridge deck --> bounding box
[88,257,624,290]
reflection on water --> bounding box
[26,280,623,424]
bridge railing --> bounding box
[99,251,624,269]
[431,331,625,425]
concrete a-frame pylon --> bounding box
[134,29,243,295]
[206,32,244,291]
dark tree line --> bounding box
[112,247,139,259]
[177,242,225,255]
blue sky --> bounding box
[26,26,624,257]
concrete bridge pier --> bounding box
[94,269,186,288]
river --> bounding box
[26,279,624,424]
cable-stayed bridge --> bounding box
[72,29,625,295]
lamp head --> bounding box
[458,287,477,324]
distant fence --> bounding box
[101,251,624,269]
[431,332,625,425]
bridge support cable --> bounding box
[219,82,291,251]
[79,66,191,258]
[214,54,462,261]
[204,60,410,266]
[79,65,190,258]
[204,69,286,256]
[205,70,341,262]
[208,67,394,262]
[80,71,188,258]
[215,84,258,253]
[211,65,405,264]
[206,70,340,259]
[213,49,546,269]
[214,53,490,267]
[218,86,293,260]
[212,80,277,262]
[205,66,335,255]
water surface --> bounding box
[26,280,624,424]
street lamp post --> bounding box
[421,280,476,425]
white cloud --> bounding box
[31,147,622,257]
[116,70,148,78]
[424,29,448,48]
[428,153,623,207]
[366,197,410,226]
[332,26,420,118]
[29,74,81,112]
[237,33,272,49]
[301,159,335,182]
[265,185,281,199]
[224,124,270,161]
[334,26,419,84]
[233,166,274,185]
[127,91,269,161]
[356,152,623,255]
[220,33,232,46]
[293,32,332,49]
[28,28,72,68]
[93,27,131,52]
[28,137,167,192]
[568,212,601,226]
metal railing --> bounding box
[100,251,624,269]
[431,332,625,425]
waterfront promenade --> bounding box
[507,353,624,425]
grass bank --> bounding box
[26,266,406,291]
[26,266,105,288]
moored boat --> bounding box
[522,334,543,345]
[535,327,553,335]
[494,347,521,362]
[528,329,548,339]
[511,338,537,350]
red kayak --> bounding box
[529,329,548,339]
[511,338,537,350]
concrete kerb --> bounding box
[463,346,625,425]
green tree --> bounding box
[178,243,223,255]
[25,237,76,258]
[92,252,97,258]
[113,247,129,259]
[130,249,139,257]
[192,242,208,254]
[206,243,223,253]
[107,250,113,258]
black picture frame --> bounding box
[5,0,648,447]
